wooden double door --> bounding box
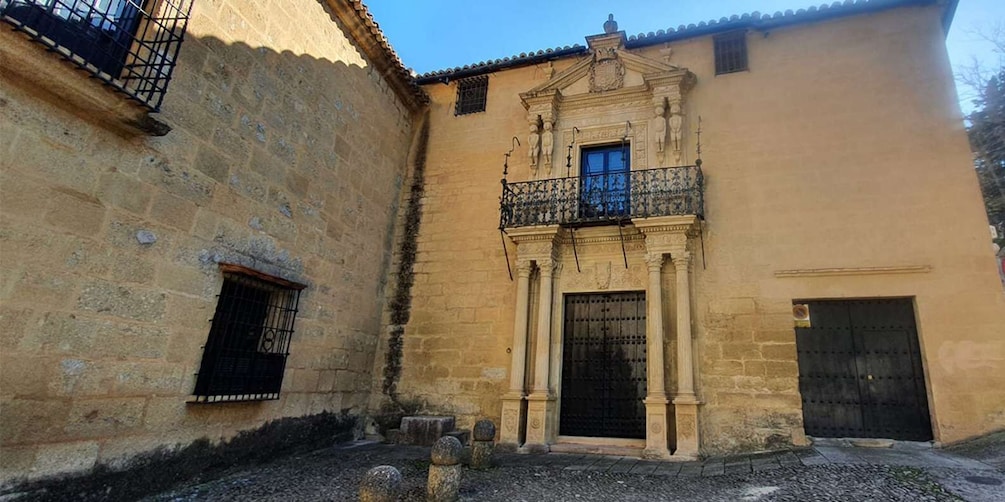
[795,299,932,441]
[559,292,647,439]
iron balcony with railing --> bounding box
[500,165,704,228]
[1,0,192,111]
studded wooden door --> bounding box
[559,292,647,439]
[795,299,932,441]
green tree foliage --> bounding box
[967,69,1005,245]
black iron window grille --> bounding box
[500,165,704,228]
[454,75,488,115]
[193,264,306,404]
[0,0,193,111]
[714,30,748,75]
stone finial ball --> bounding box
[473,419,496,441]
[359,465,402,500]
[430,436,463,465]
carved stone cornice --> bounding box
[774,265,933,278]
[635,215,700,256]
[507,225,561,262]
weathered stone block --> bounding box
[64,397,146,438]
[31,441,99,478]
[77,280,166,322]
[400,416,455,446]
[97,173,152,214]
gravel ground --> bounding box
[145,443,970,502]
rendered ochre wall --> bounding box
[389,5,1005,455]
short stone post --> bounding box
[359,465,401,502]
[470,419,496,470]
[427,436,462,502]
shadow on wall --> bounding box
[0,12,415,497]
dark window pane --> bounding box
[193,272,303,403]
[714,31,748,75]
[454,75,488,115]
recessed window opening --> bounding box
[454,75,488,115]
[192,264,306,403]
[714,30,748,75]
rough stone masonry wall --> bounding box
[0,0,415,482]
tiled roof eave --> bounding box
[331,0,429,110]
[413,0,955,84]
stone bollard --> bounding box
[470,419,496,470]
[427,435,463,502]
[359,465,402,502]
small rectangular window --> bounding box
[454,75,488,115]
[714,31,748,75]
[193,264,306,403]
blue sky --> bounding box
[366,0,1004,111]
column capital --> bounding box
[537,258,556,276]
[516,259,533,278]
[645,252,665,272]
[671,251,691,269]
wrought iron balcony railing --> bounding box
[1,0,193,111]
[500,165,704,228]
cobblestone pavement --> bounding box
[148,440,1005,501]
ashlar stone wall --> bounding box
[0,0,417,482]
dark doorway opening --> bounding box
[560,291,647,439]
[795,298,933,441]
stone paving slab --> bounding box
[137,438,1005,501]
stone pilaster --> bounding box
[525,258,557,452]
[671,250,700,458]
[642,252,671,459]
[503,225,561,452]
[634,215,701,459]
[500,259,533,446]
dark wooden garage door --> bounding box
[795,299,932,441]
[560,292,647,439]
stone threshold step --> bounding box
[549,442,645,457]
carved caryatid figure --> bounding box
[652,105,667,155]
[541,121,554,169]
[528,122,540,171]
[668,103,683,160]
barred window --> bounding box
[714,31,748,75]
[455,75,488,115]
[193,264,306,403]
[0,0,193,111]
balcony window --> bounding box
[500,164,704,228]
[580,144,631,220]
[0,0,193,110]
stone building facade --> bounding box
[378,0,1005,460]
[1,0,1003,486]
[0,0,425,483]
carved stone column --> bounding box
[633,215,701,459]
[525,258,557,452]
[671,250,700,458]
[501,226,561,452]
[500,259,533,447]
[642,252,671,459]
